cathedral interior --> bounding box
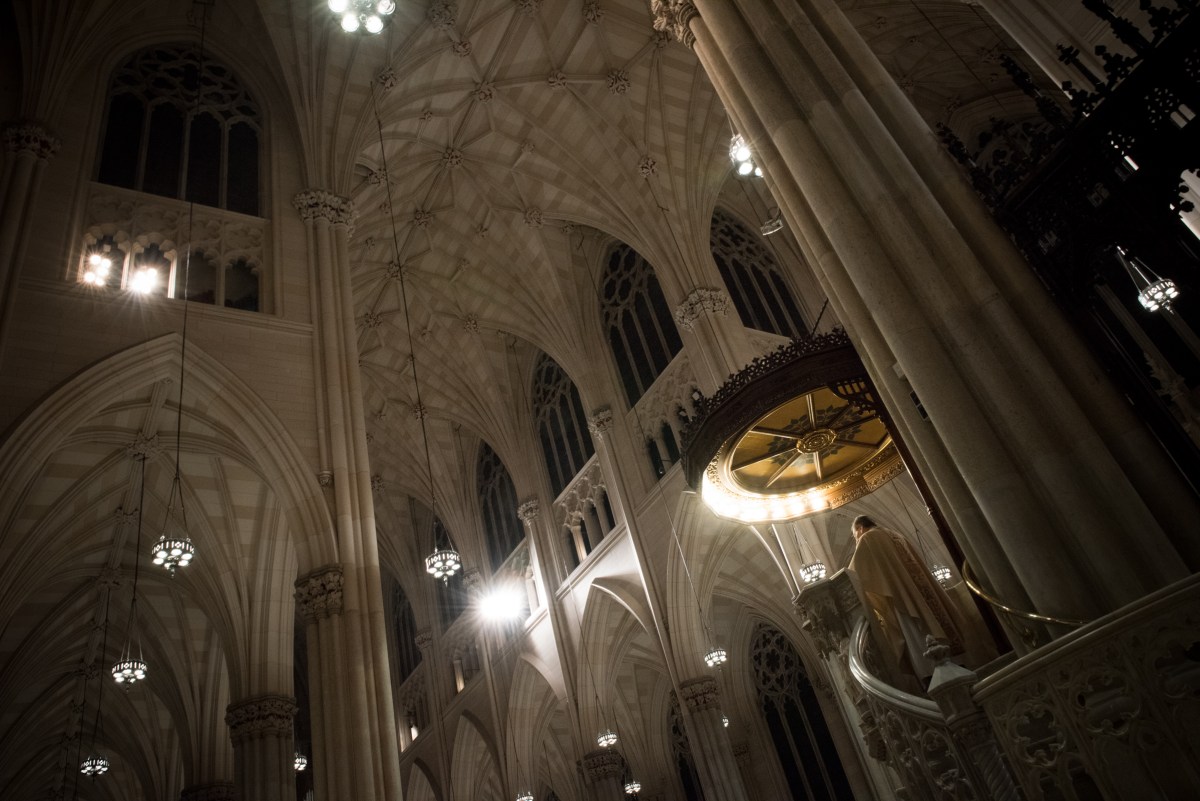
[1,1,1198,800]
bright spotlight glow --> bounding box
[341,12,361,31]
[737,161,754,176]
[328,0,349,11]
[129,267,158,295]
[481,585,525,621]
[377,0,396,13]
[365,13,383,32]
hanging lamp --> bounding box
[1116,245,1180,312]
[115,456,150,684]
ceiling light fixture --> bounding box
[361,64,464,582]
[729,134,763,178]
[328,0,394,35]
[931,565,953,586]
[480,583,526,622]
[760,208,783,236]
[1116,245,1180,312]
[798,561,827,584]
[596,728,619,748]
[294,752,308,772]
[624,780,642,795]
[703,646,728,668]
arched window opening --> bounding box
[175,249,218,304]
[477,442,524,571]
[388,579,421,683]
[225,258,260,311]
[97,45,262,215]
[600,243,683,406]
[532,354,594,497]
[751,624,852,801]
[710,209,807,338]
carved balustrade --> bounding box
[551,455,614,571]
[627,351,701,476]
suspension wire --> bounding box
[90,589,113,756]
[131,456,147,657]
[369,79,451,550]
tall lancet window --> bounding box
[477,442,523,571]
[532,354,595,497]
[710,209,807,338]
[600,243,683,406]
[97,45,262,215]
[751,624,852,800]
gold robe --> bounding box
[849,526,963,684]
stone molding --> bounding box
[579,749,625,783]
[414,630,434,651]
[225,695,296,743]
[3,123,61,161]
[586,407,614,435]
[679,676,721,712]
[517,498,541,523]
[673,288,730,331]
[180,783,238,801]
[294,565,344,622]
[292,189,356,228]
[650,0,699,49]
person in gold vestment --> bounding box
[848,515,966,689]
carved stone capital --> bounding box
[3,123,61,161]
[180,783,238,801]
[679,676,720,712]
[673,288,730,330]
[292,189,356,228]
[732,741,751,768]
[579,749,625,784]
[126,432,162,460]
[414,630,434,651]
[586,407,614,436]
[650,0,698,48]
[294,565,344,622]
[225,695,296,743]
[463,567,483,593]
[517,498,541,523]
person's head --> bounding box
[851,515,877,539]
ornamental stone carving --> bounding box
[674,288,731,330]
[606,69,631,95]
[441,148,464,168]
[371,474,385,492]
[524,208,544,228]
[97,566,124,589]
[414,630,434,651]
[580,750,625,783]
[376,67,398,90]
[452,40,473,57]
[463,314,480,333]
[294,565,344,622]
[429,1,456,28]
[583,1,604,23]
[473,81,495,103]
[680,676,720,711]
[650,0,698,48]
[4,123,61,161]
[548,70,568,89]
[413,209,434,229]
[517,498,541,522]
[515,0,541,14]
[225,695,296,743]
[586,407,614,435]
[638,155,658,177]
[128,432,163,460]
[180,783,237,801]
[318,471,334,487]
[292,190,356,228]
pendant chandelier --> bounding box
[931,564,953,586]
[596,728,618,748]
[515,792,533,801]
[294,752,308,772]
[153,0,210,575]
[364,65,463,583]
[729,134,763,178]
[327,0,395,34]
[798,561,827,584]
[80,755,110,776]
[83,580,115,776]
[1116,245,1180,312]
[115,456,150,685]
[703,646,728,668]
[623,780,642,795]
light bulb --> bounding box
[737,161,753,176]
[365,14,383,32]
[735,145,751,162]
[130,267,158,295]
[342,12,360,31]
[377,0,396,13]
[328,0,349,11]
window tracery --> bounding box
[532,354,595,497]
[477,442,524,571]
[750,624,852,801]
[600,243,683,405]
[710,209,807,338]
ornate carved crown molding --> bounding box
[650,0,698,49]
[579,749,625,784]
[292,189,356,228]
[4,123,61,161]
[679,676,721,711]
[225,695,296,743]
[673,287,730,331]
[294,564,345,622]
[586,407,614,436]
[180,783,237,801]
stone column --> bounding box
[651,0,1196,631]
[579,749,625,801]
[225,695,297,801]
[295,566,347,801]
[0,123,59,353]
[673,287,755,393]
[678,678,749,801]
[294,190,402,801]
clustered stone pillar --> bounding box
[579,749,626,801]
[0,123,60,352]
[678,678,749,801]
[650,0,1197,632]
[293,189,403,801]
[225,695,297,801]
